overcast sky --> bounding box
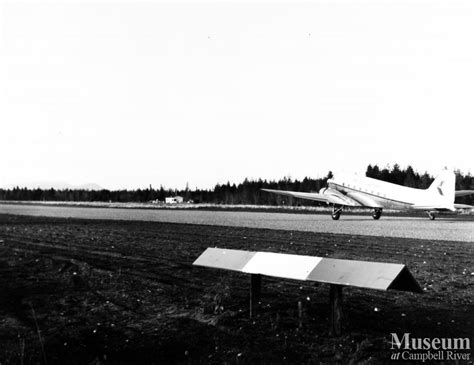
[1,1,473,190]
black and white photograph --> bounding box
[1,0,473,363]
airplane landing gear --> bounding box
[427,211,436,220]
[331,205,343,220]
[372,208,383,220]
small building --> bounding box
[165,196,184,204]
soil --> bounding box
[0,214,472,364]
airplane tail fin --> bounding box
[427,168,455,208]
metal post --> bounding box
[329,284,343,336]
[250,274,261,318]
[298,301,303,328]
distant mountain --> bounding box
[3,181,105,190]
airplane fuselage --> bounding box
[327,173,451,211]
[262,168,468,220]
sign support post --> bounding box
[250,274,261,318]
[329,284,343,337]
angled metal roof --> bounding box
[193,247,256,272]
[242,252,322,281]
[306,258,405,290]
[193,247,422,293]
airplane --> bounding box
[262,167,474,220]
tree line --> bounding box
[1,164,472,205]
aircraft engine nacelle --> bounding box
[319,187,360,207]
[319,187,342,196]
[318,187,347,205]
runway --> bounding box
[0,203,472,242]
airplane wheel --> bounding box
[427,211,436,220]
[372,208,382,220]
[331,212,341,220]
[331,206,342,220]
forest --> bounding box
[1,164,473,205]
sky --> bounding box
[1,0,473,190]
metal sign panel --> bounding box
[307,258,405,290]
[193,248,421,293]
[242,252,322,281]
[193,247,256,272]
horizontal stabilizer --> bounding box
[411,203,473,211]
[454,203,473,210]
[410,205,456,212]
[455,190,474,197]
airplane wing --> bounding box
[455,190,474,197]
[261,188,360,206]
[261,189,329,203]
[344,191,383,208]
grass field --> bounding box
[0,214,472,364]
